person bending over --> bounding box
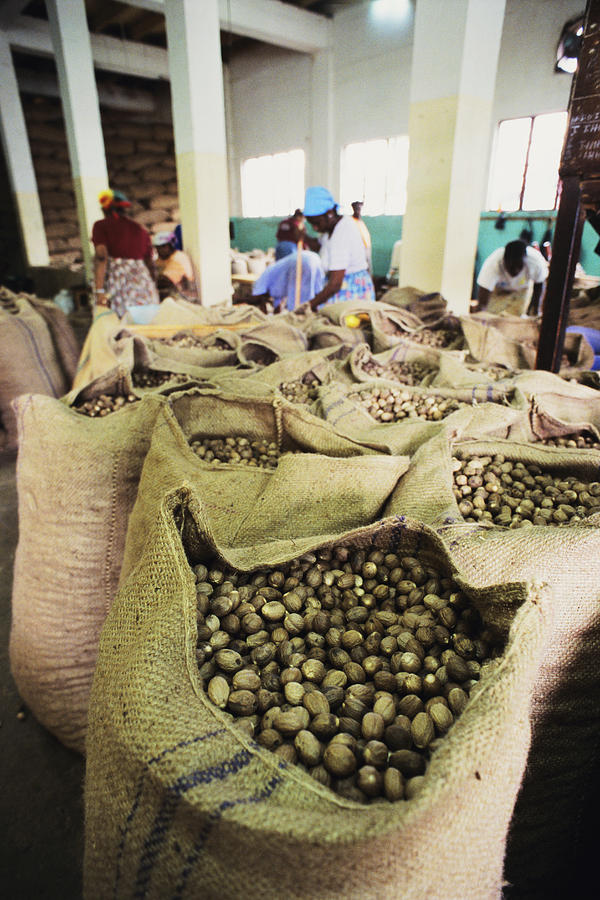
[476,239,548,317]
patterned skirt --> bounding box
[104,258,160,318]
[332,269,375,304]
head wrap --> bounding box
[152,231,176,247]
[98,188,131,212]
[304,186,337,217]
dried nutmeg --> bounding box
[197,540,504,805]
[294,730,323,766]
[274,707,310,737]
[411,712,435,749]
[228,690,258,716]
[207,675,230,709]
[323,742,357,777]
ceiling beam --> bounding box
[127,0,329,53]
[0,0,30,28]
[5,15,170,79]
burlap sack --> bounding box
[510,370,600,441]
[382,434,600,897]
[461,313,594,372]
[26,294,80,384]
[9,392,166,753]
[302,316,366,353]
[0,296,69,447]
[84,487,550,900]
[379,288,448,327]
[236,320,308,366]
[143,329,243,369]
[317,380,531,455]
[150,298,265,328]
[119,388,394,583]
[72,307,123,392]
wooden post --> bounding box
[536,0,600,370]
[536,176,583,371]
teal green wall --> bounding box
[231,211,600,285]
[230,215,403,279]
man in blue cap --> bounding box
[302,186,375,311]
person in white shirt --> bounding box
[301,186,375,312]
[476,239,549,316]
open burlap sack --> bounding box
[85,486,550,900]
[316,380,531,456]
[9,392,167,753]
[504,370,600,442]
[126,333,246,385]
[382,434,600,897]
[149,298,265,328]
[236,320,308,366]
[461,313,594,373]
[143,329,243,369]
[302,315,366,353]
[0,296,69,447]
[378,287,449,327]
[119,388,394,583]
[72,307,124,392]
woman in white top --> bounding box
[302,186,375,311]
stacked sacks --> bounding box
[0,291,74,449]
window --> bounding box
[486,112,568,211]
[340,136,409,215]
[241,149,304,217]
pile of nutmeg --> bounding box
[195,542,502,803]
[452,452,600,526]
[350,386,463,423]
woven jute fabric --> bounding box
[142,330,243,370]
[9,392,166,753]
[461,313,594,372]
[119,388,394,584]
[235,320,309,367]
[72,307,124,392]
[149,298,266,328]
[316,379,530,456]
[0,296,68,447]
[511,370,600,439]
[384,434,600,896]
[85,492,549,900]
[27,294,80,383]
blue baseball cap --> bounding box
[304,186,337,216]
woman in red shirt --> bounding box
[92,189,159,317]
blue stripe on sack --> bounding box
[132,749,253,899]
[487,384,494,402]
[114,730,227,899]
[172,770,285,900]
[13,317,61,396]
[471,386,477,405]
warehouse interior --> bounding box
[2,1,600,898]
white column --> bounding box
[309,41,336,193]
[0,34,49,267]
[46,0,108,281]
[165,0,232,306]
[400,0,506,314]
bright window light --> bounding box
[487,112,567,211]
[370,0,411,23]
[340,136,409,215]
[241,149,304,217]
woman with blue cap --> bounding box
[301,186,375,311]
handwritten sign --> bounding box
[560,1,600,176]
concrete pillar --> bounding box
[165,0,232,306]
[310,41,336,192]
[400,0,506,314]
[0,34,49,267]
[46,0,108,281]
